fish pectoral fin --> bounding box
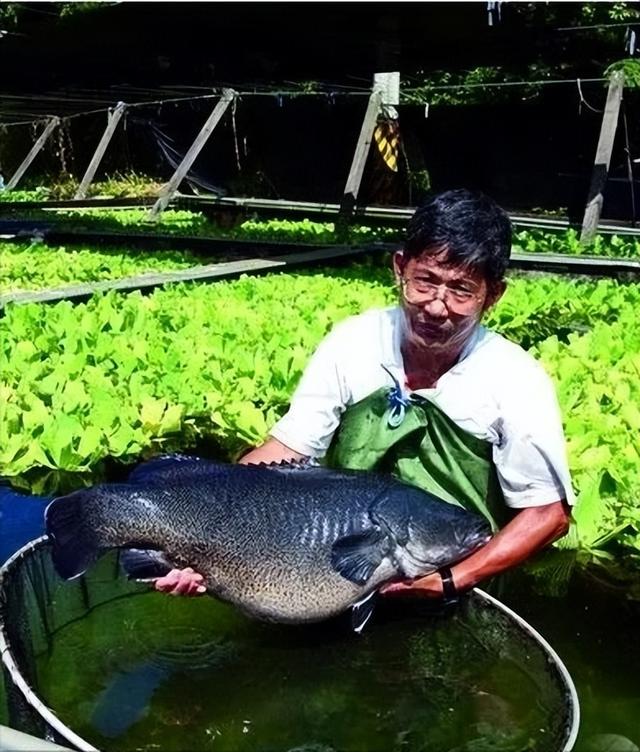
[330,530,387,586]
[119,549,174,581]
[351,590,376,634]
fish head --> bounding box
[372,484,492,579]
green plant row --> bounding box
[533,306,640,559]
[485,273,640,349]
[0,267,396,492]
[2,232,636,350]
[0,188,52,203]
[513,227,640,258]
[1,270,639,542]
[6,202,640,258]
[2,269,640,557]
[49,210,403,244]
[0,241,207,295]
[0,173,163,201]
[0,206,404,245]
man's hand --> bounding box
[153,567,207,596]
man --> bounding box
[156,188,573,598]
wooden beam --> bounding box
[4,244,640,311]
[580,71,625,244]
[4,117,60,191]
[74,102,127,200]
[148,89,236,220]
[0,244,379,309]
[336,88,383,237]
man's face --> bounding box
[393,249,505,351]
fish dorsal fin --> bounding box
[257,459,369,485]
[128,454,221,485]
[331,530,389,585]
[257,457,320,471]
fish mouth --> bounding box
[408,531,492,574]
[469,531,492,553]
[464,527,493,552]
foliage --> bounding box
[533,306,640,557]
[485,275,640,349]
[58,2,112,19]
[49,207,212,235]
[401,65,556,107]
[581,2,640,23]
[514,227,640,258]
[2,267,640,560]
[84,172,164,199]
[0,267,395,492]
[0,207,404,244]
[0,3,19,29]
[3,223,639,298]
[11,172,164,200]
[0,187,52,202]
[0,240,202,295]
[604,58,640,88]
[6,197,640,259]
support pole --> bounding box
[148,88,236,220]
[74,102,127,200]
[622,103,636,227]
[580,71,624,244]
[336,88,383,239]
[4,117,60,191]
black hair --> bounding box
[403,188,512,283]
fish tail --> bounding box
[45,490,103,580]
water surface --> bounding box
[34,576,570,752]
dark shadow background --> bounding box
[1,2,639,221]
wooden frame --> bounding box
[336,89,384,236]
[147,89,236,219]
[74,102,127,199]
[4,117,60,191]
[580,71,625,244]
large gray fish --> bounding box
[45,455,491,631]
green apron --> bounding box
[325,383,507,531]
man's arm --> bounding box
[381,500,571,598]
[238,438,307,466]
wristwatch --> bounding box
[438,566,459,606]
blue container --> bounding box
[0,485,50,565]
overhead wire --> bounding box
[0,76,617,127]
[556,22,640,31]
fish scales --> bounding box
[45,456,492,627]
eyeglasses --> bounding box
[400,275,482,311]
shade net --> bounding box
[1,539,578,752]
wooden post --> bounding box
[336,88,383,239]
[74,102,127,200]
[580,71,625,244]
[148,88,236,220]
[4,117,60,191]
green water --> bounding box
[500,561,640,752]
[4,549,639,751]
[29,581,569,752]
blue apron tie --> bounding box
[380,364,412,428]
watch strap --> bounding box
[438,566,458,605]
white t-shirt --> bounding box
[271,307,575,510]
